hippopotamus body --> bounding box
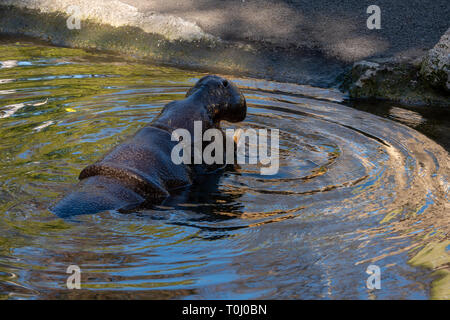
[51,75,246,217]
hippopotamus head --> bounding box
[186,75,246,123]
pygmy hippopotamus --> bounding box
[51,75,247,217]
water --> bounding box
[0,40,448,299]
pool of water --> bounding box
[0,40,448,299]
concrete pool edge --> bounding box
[0,1,448,106]
[0,3,346,88]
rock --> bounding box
[351,61,381,89]
[339,58,429,105]
[420,28,450,92]
[339,29,450,106]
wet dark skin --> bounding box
[51,75,247,217]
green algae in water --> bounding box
[0,42,201,224]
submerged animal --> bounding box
[51,75,247,217]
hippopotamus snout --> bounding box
[186,75,246,123]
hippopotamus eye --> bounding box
[222,80,229,87]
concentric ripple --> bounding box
[0,41,448,299]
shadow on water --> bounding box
[347,99,450,152]
[0,39,448,299]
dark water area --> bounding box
[0,39,448,299]
[347,100,450,152]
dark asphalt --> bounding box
[124,0,449,61]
